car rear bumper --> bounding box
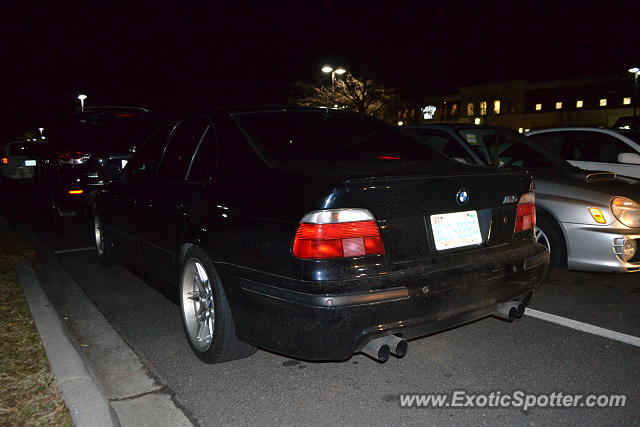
[562,222,640,272]
[1,168,34,179]
[218,243,548,360]
[55,185,100,213]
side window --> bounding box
[156,118,209,181]
[410,130,474,163]
[571,132,630,163]
[125,124,173,181]
[187,127,218,182]
[528,132,568,159]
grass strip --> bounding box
[0,231,72,426]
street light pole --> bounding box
[77,94,87,111]
[629,67,639,117]
[322,66,346,109]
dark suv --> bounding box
[36,106,162,219]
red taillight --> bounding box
[117,113,134,117]
[58,151,90,165]
[68,189,84,195]
[58,151,85,161]
[1,157,7,164]
[514,192,536,233]
[292,209,385,259]
[376,155,401,160]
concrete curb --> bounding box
[17,260,118,427]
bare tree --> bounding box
[290,73,395,118]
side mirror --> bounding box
[617,152,640,165]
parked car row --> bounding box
[22,105,640,365]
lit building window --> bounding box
[599,98,607,107]
[555,102,562,109]
[493,100,500,114]
[576,100,583,108]
[623,97,631,105]
[535,103,542,111]
[467,103,474,116]
[480,101,487,116]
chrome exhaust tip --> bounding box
[361,335,408,361]
[361,339,390,362]
[494,302,526,320]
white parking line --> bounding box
[53,247,96,255]
[525,308,640,348]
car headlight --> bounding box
[611,197,640,228]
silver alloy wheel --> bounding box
[94,216,104,257]
[181,259,215,351]
[534,226,551,254]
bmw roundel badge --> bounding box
[456,188,469,205]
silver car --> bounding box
[404,124,640,276]
[526,127,640,179]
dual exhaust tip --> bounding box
[360,335,407,362]
[360,302,525,362]
[494,301,526,320]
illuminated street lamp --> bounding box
[77,93,87,111]
[322,65,346,84]
[628,67,639,117]
[322,66,346,109]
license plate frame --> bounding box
[430,210,482,251]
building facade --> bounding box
[399,74,637,131]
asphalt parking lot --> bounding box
[3,182,639,425]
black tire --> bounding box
[179,246,256,363]
[94,211,115,267]
[535,215,566,282]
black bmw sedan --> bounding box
[93,107,549,363]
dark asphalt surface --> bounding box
[3,181,639,425]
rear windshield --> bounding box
[457,128,570,169]
[9,143,38,156]
[48,110,160,151]
[232,111,450,166]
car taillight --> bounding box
[58,151,91,164]
[1,157,7,164]
[514,192,536,233]
[292,208,385,259]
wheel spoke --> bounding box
[187,290,200,302]
[193,273,206,296]
[196,319,209,342]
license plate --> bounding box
[430,210,482,251]
[25,160,36,166]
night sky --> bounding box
[1,1,638,139]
